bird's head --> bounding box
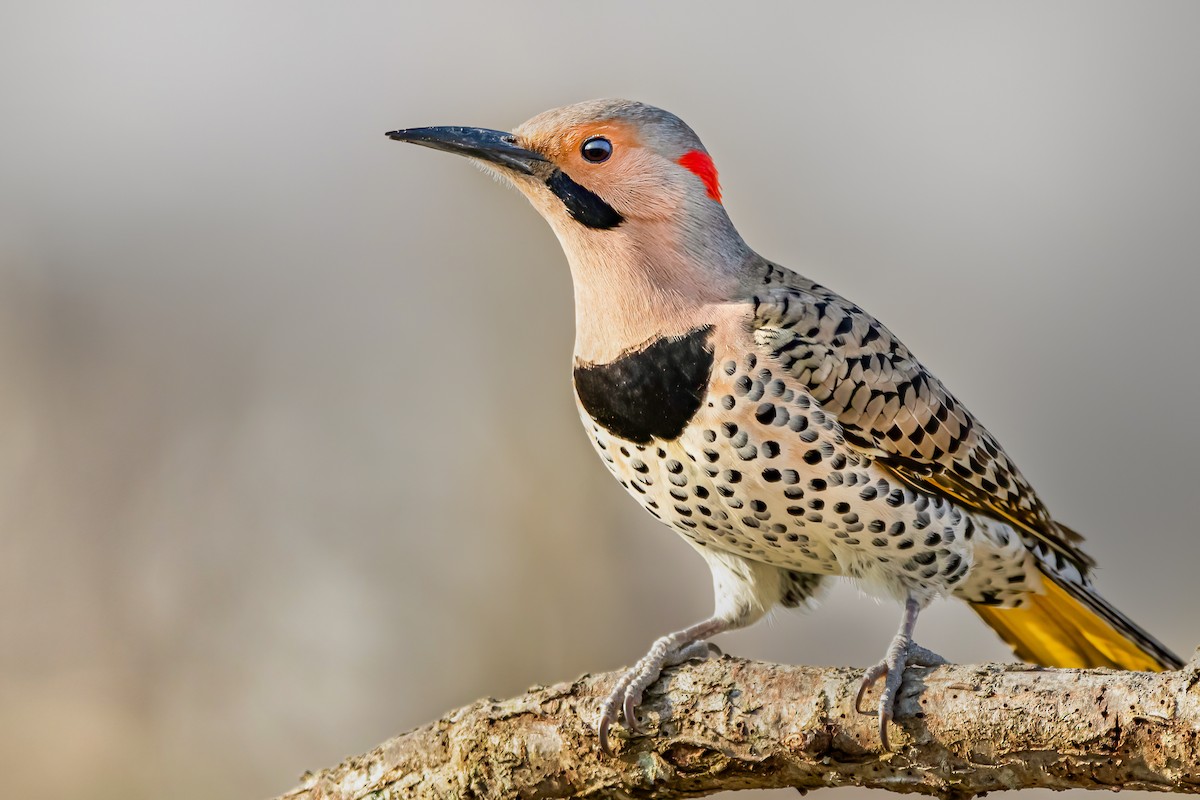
[388,99,753,356]
[389,99,746,255]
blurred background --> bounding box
[2,2,1198,798]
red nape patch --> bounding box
[677,150,722,203]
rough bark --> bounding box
[277,651,1200,799]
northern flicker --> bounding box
[386,99,1183,752]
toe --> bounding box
[622,690,644,734]
[597,672,634,755]
[855,662,887,715]
[598,714,615,755]
[670,640,718,665]
[877,699,893,751]
[907,642,948,667]
[875,647,911,749]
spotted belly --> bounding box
[578,347,1038,607]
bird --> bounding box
[385,99,1183,752]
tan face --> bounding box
[514,118,689,222]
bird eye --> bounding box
[580,136,613,163]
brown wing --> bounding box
[749,265,1093,571]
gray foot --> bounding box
[855,640,946,750]
[598,636,720,755]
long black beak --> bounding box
[386,126,547,175]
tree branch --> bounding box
[277,651,1200,799]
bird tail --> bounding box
[971,572,1183,671]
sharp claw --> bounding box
[597,673,630,756]
[623,691,644,734]
[854,680,873,715]
[855,663,886,715]
[598,716,613,756]
[876,657,905,750]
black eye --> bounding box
[581,136,613,163]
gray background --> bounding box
[2,2,1197,798]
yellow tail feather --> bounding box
[972,578,1176,672]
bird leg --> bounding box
[597,616,726,755]
[854,594,947,750]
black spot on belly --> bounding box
[573,326,714,444]
[546,169,623,229]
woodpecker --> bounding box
[386,99,1182,752]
